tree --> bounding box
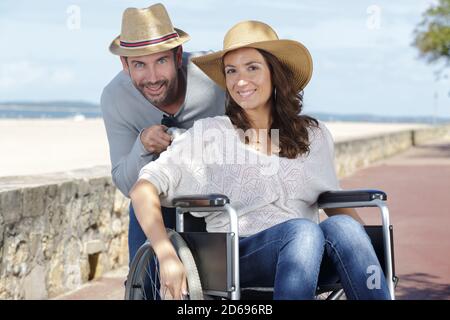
[413,0,450,67]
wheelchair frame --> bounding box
[173,189,396,300]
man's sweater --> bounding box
[100,52,225,196]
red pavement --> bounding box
[55,137,450,300]
[340,138,450,300]
[52,267,127,300]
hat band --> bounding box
[120,32,179,48]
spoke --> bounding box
[136,258,147,300]
[137,264,147,300]
[135,253,162,300]
[152,255,160,299]
[139,255,163,300]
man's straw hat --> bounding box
[109,3,190,57]
[192,21,313,92]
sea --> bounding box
[0,102,448,124]
[0,103,101,119]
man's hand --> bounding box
[140,125,172,154]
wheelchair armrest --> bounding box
[318,189,387,208]
[172,194,241,299]
[173,194,230,208]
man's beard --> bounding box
[136,76,178,107]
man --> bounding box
[101,3,225,264]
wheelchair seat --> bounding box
[179,214,396,300]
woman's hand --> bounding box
[130,180,188,299]
[158,251,188,300]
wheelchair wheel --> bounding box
[315,290,346,300]
[124,228,204,300]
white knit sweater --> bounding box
[138,116,341,237]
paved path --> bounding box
[340,136,450,300]
[55,136,450,300]
[51,267,127,300]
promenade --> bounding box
[341,136,450,299]
[54,135,450,300]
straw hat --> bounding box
[191,21,313,92]
[109,3,190,57]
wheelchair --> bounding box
[124,190,398,300]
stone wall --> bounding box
[0,124,449,299]
[335,131,413,178]
[0,167,129,299]
[334,124,450,178]
[412,125,450,146]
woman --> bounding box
[130,20,391,300]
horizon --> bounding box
[1,99,449,123]
[0,0,449,118]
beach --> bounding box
[0,118,429,177]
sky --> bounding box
[0,0,449,118]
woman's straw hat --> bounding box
[191,20,313,92]
[109,3,190,57]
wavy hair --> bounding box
[224,49,319,159]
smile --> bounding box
[144,83,165,95]
[238,89,256,98]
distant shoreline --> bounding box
[1,112,449,125]
[1,101,449,124]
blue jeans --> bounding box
[239,215,391,300]
[128,204,176,265]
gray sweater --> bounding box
[100,52,225,196]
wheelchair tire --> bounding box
[124,228,204,300]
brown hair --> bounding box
[225,49,319,159]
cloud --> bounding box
[0,61,74,90]
[0,61,45,89]
[50,69,75,84]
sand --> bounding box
[0,118,429,177]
